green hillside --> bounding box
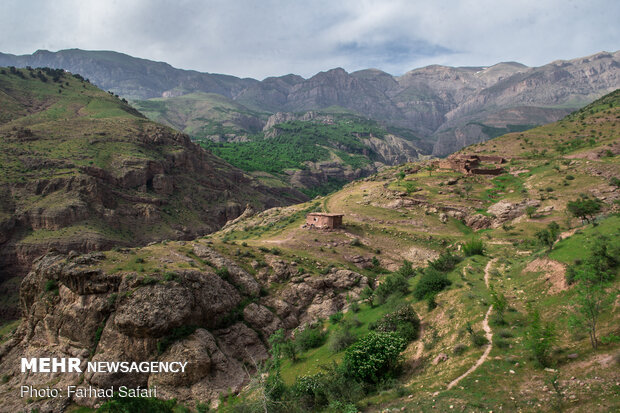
[132,92,266,139]
[0,66,300,319]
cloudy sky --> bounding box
[1,0,618,79]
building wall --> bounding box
[306,215,343,229]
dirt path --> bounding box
[447,258,497,390]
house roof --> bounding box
[307,213,344,217]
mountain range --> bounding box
[1,49,618,156]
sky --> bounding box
[1,0,619,80]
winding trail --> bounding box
[447,258,497,390]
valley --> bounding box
[0,87,617,412]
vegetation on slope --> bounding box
[200,117,383,173]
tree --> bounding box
[489,286,508,325]
[426,163,437,176]
[535,222,560,251]
[524,306,556,367]
[342,332,407,383]
[567,195,602,223]
[360,285,374,307]
[525,205,537,219]
[567,265,615,350]
[282,340,299,362]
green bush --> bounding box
[396,260,415,277]
[157,325,197,355]
[524,306,556,367]
[412,267,451,301]
[343,332,407,383]
[465,322,488,347]
[567,195,602,223]
[374,272,409,304]
[44,279,59,294]
[328,328,357,352]
[329,312,344,324]
[295,325,327,351]
[215,267,231,282]
[463,239,485,256]
[453,343,468,355]
[292,364,364,411]
[369,304,420,342]
[428,252,461,272]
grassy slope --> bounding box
[208,89,619,411]
[132,92,266,138]
[0,67,291,252]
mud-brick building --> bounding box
[306,213,344,229]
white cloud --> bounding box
[0,0,618,79]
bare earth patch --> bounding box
[524,258,568,294]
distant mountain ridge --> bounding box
[1,49,618,155]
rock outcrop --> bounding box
[0,243,370,410]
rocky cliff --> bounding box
[0,238,368,411]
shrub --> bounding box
[349,301,360,313]
[44,279,58,294]
[412,268,451,301]
[567,195,602,223]
[292,365,364,411]
[371,256,380,267]
[524,306,556,367]
[428,252,461,272]
[453,343,468,355]
[463,239,485,256]
[157,325,197,355]
[370,304,420,342]
[374,272,409,304]
[525,205,537,218]
[498,329,514,339]
[295,325,327,351]
[215,267,231,281]
[328,328,357,352]
[329,312,344,324]
[342,332,407,383]
[495,338,510,349]
[282,340,298,361]
[396,260,415,277]
[466,322,488,347]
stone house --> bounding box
[306,213,344,229]
[437,154,507,175]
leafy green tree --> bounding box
[489,286,508,325]
[567,195,602,223]
[282,340,299,362]
[360,285,374,307]
[535,221,561,251]
[525,205,537,219]
[412,267,451,301]
[524,306,556,367]
[342,332,407,383]
[567,265,616,350]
